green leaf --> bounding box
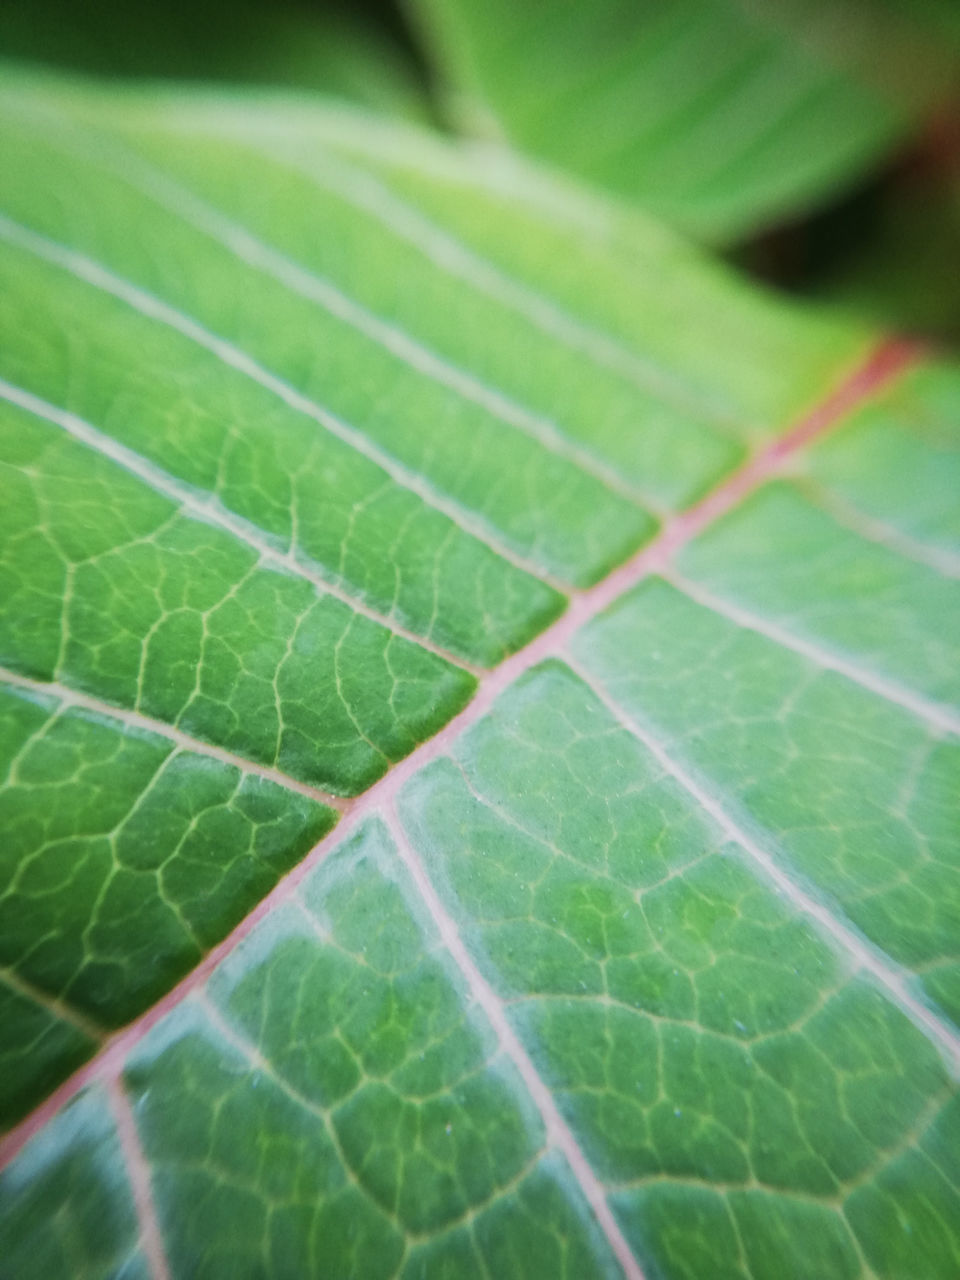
[0,0,429,120]
[410,0,960,241]
[1,68,959,1280]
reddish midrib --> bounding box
[0,336,919,1173]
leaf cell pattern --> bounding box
[0,71,958,1280]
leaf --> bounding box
[410,0,960,241]
[0,68,958,1280]
[0,0,429,120]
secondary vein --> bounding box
[0,666,349,811]
[0,377,484,676]
[0,212,567,594]
[0,337,924,1175]
[0,965,106,1043]
[560,649,960,1078]
[666,570,960,737]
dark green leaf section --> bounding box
[412,0,959,241]
[0,401,476,794]
[116,822,620,1279]
[398,662,960,1279]
[814,172,960,345]
[0,1,428,120]
[0,681,334,1126]
[0,1089,147,1280]
[0,983,93,1144]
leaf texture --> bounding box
[0,69,958,1280]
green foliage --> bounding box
[0,63,958,1280]
[412,0,960,241]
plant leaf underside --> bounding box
[0,71,958,1280]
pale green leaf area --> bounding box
[673,371,960,709]
[411,0,960,241]
[0,68,958,1280]
[804,365,960,557]
[0,1090,150,1279]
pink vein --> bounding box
[0,338,920,1199]
[382,796,644,1279]
[561,651,960,1076]
[107,1078,172,1280]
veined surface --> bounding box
[0,70,958,1280]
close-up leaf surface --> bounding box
[0,66,958,1280]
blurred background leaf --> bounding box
[408,0,960,241]
[408,0,960,343]
[0,0,429,119]
[2,0,958,342]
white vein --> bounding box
[108,149,652,510]
[0,212,564,592]
[383,797,645,1280]
[668,572,960,737]
[0,665,347,810]
[561,651,960,1078]
[0,376,481,674]
[799,478,960,580]
[272,143,742,429]
[0,964,105,1042]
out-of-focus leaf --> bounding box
[0,0,429,119]
[411,0,960,241]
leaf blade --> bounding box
[0,68,958,1280]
